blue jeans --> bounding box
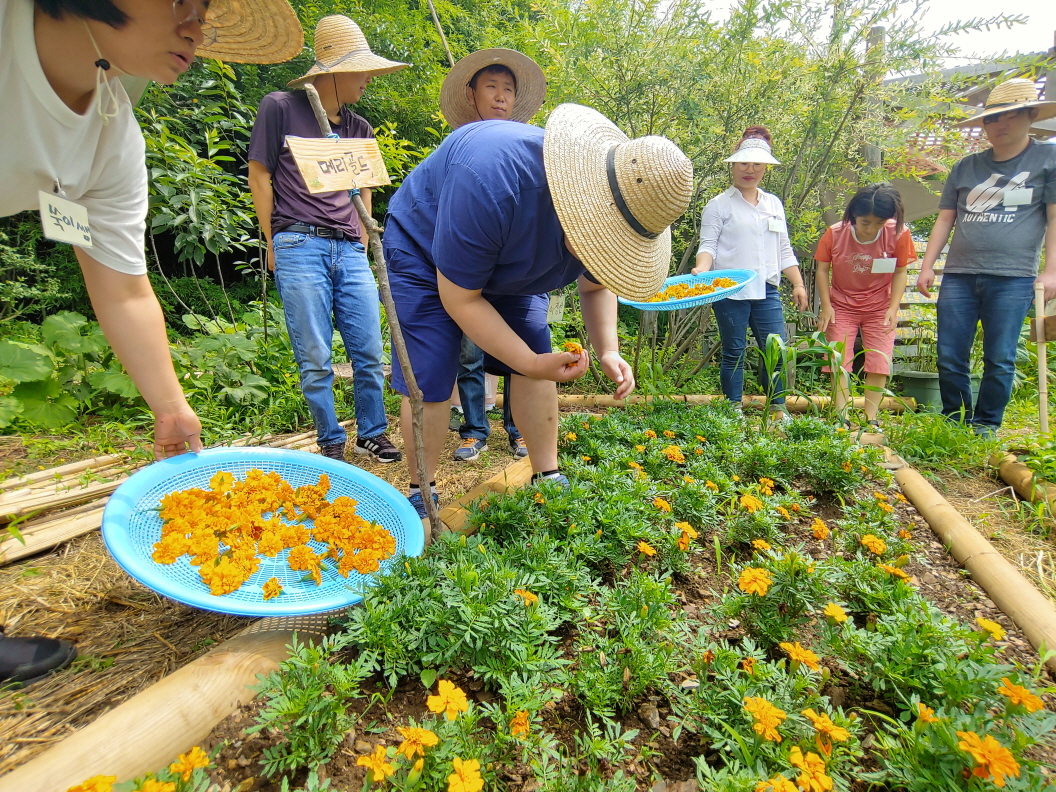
[273,231,389,446]
[936,272,1034,428]
[712,283,787,405]
[456,336,519,441]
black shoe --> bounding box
[0,632,77,686]
[319,441,347,461]
[508,437,529,458]
[355,433,403,463]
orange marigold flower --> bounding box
[135,782,176,792]
[898,529,912,540]
[662,445,685,463]
[895,492,908,503]
[396,726,439,759]
[841,460,852,473]
[873,491,888,501]
[653,497,672,512]
[917,702,939,723]
[755,775,798,792]
[740,494,764,512]
[684,475,695,483]
[801,709,850,756]
[637,541,657,557]
[663,430,676,439]
[510,710,530,738]
[738,567,772,596]
[448,757,485,792]
[534,492,546,504]
[860,534,887,555]
[743,696,786,742]
[198,556,246,596]
[791,503,801,512]
[780,641,821,671]
[696,435,707,442]
[513,588,539,606]
[695,447,704,455]
[741,657,756,675]
[563,341,584,356]
[209,470,234,492]
[67,776,117,792]
[811,518,830,540]
[752,539,771,551]
[878,563,909,580]
[977,617,1006,641]
[732,474,741,482]
[788,746,833,792]
[169,746,210,782]
[356,745,395,780]
[705,480,718,490]
[823,602,847,624]
[996,678,1044,713]
[582,455,592,462]
[776,506,791,519]
[635,444,646,452]
[564,431,578,442]
[878,501,894,513]
[644,429,657,439]
[427,680,469,721]
[957,731,1020,788]
[262,577,283,600]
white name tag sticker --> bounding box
[767,217,784,233]
[1003,188,1033,207]
[38,191,92,247]
[546,293,566,324]
[870,257,897,274]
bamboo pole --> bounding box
[1036,282,1049,435]
[302,82,440,540]
[896,464,1056,673]
[1,452,129,490]
[0,503,106,564]
[0,476,128,524]
[992,452,1056,516]
[524,393,912,412]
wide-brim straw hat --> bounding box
[955,78,1056,128]
[287,15,408,88]
[724,137,781,165]
[544,104,693,301]
[440,48,547,129]
[195,0,304,64]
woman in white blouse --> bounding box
[693,126,809,414]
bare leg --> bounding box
[863,372,888,422]
[401,396,450,487]
[509,374,559,474]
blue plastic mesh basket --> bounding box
[618,269,757,311]
[101,447,424,616]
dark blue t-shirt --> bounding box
[384,121,590,295]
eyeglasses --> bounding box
[982,108,1027,125]
[173,0,218,46]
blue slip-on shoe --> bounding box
[407,490,440,520]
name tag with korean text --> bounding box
[870,257,897,274]
[38,191,92,247]
[546,293,566,324]
[767,217,784,233]
[286,136,391,194]
[1003,188,1033,207]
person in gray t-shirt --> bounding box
[917,78,1056,435]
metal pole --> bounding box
[1036,282,1049,435]
[303,82,442,539]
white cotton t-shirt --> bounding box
[0,0,148,275]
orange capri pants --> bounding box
[822,305,896,376]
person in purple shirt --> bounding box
[248,15,405,464]
[383,103,694,519]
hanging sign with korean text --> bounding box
[285,136,391,194]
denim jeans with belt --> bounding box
[711,282,787,405]
[456,336,519,441]
[273,230,389,446]
[936,272,1034,428]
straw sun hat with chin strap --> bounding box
[440,48,547,129]
[195,0,304,64]
[287,15,408,88]
[956,78,1056,128]
[544,103,694,301]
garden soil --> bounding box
[0,416,517,776]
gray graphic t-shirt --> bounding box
[939,139,1056,277]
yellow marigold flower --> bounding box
[957,731,1020,788]
[823,602,847,624]
[743,696,786,742]
[705,480,718,490]
[801,708,851,756]
[917,702,939,723]
[448,757,485,792]
[635,444,646,452]
[996,678,1044,713]
[759,477,774,487]
[776,506,790,519]
[696,435,707,442]
[644,429,657,439]
[811,518,830,540]
[662,445,685,463]
[514,588,539,606]
[563,341,584,355]
[752,539,771,551]
[701,649,715,664]
[780,641,821,672]
[791,503,801,512]
[878,501,894,513]
[695,447,704,455]
[582,455,592,462]
[653,497,672,512]
[841,460,852,473]
[684,475,695,483]
[677,534,691,551]
[637,541,657,557]
[396,726,439,759]
[582,422,590,430]
[898,529,912,539]
[169,746,210,781]
[755,775,797,792]
[261,577,283,600]
[860,534,887,555]
[356,745,395,780]
[664,430,676,438]
[427,680,469,721]
[732,475,741,482]
[895,492,908,503]
[134,782,175,792]
[67,776,117,792]
[741,657,756,675]
[788,746,833,792]
[878,563,909,580]
[739,494,764,513]
[675,521,697,536]
[738,567,772,596]
[564,431,577,442]
[977,617,1006,641]
[510,710,530,738]
[534,492,546,504]
[873,491,888,501]
[209,470,234,492]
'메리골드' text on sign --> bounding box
[285,136,391,194]
[37,191,93,247]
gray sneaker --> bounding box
[319,441,347,461]
[508,437,529,458]
[453,438,487,461]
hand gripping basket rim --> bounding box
[101,447,425,616]
[617,269,758,311]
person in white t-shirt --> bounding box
[0,0,301,685]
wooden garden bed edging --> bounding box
[991,452,1056,515]
[496,393,913,412]
[895,464,1056,673]
[438,456,534,533]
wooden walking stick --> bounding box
[302,83,441,539]
[1036,282,1049,435]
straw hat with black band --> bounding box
[287,15,408,88]
[544,103,693,301]
[440,48,547,129]
[195,0,304,64]
[956,78,1056,128]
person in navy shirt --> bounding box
[383,103,694,518]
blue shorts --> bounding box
[386,247,551,402]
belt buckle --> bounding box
[316,227,335,239]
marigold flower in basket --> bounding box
[823,602,847,624]
[357,744,395,781]
[802,708,850,756]
[860,534,886,555]
[448,757,485,792]
[428,679,469,721]
[739,494,764,513]
[396,726,439,759]
[653,497,672,512]
[738,567,772,596]
[957,731,1020,788]
[510,710,530,738]
[976,617,1006,641]
[788,746,833,792]
[743,696,786,742]
[996,678,1044,713]
[261,577,283,600]
[169,745,210,781]
[66,776,117,792]
[755,775,797,792]
[780,641,821,672]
